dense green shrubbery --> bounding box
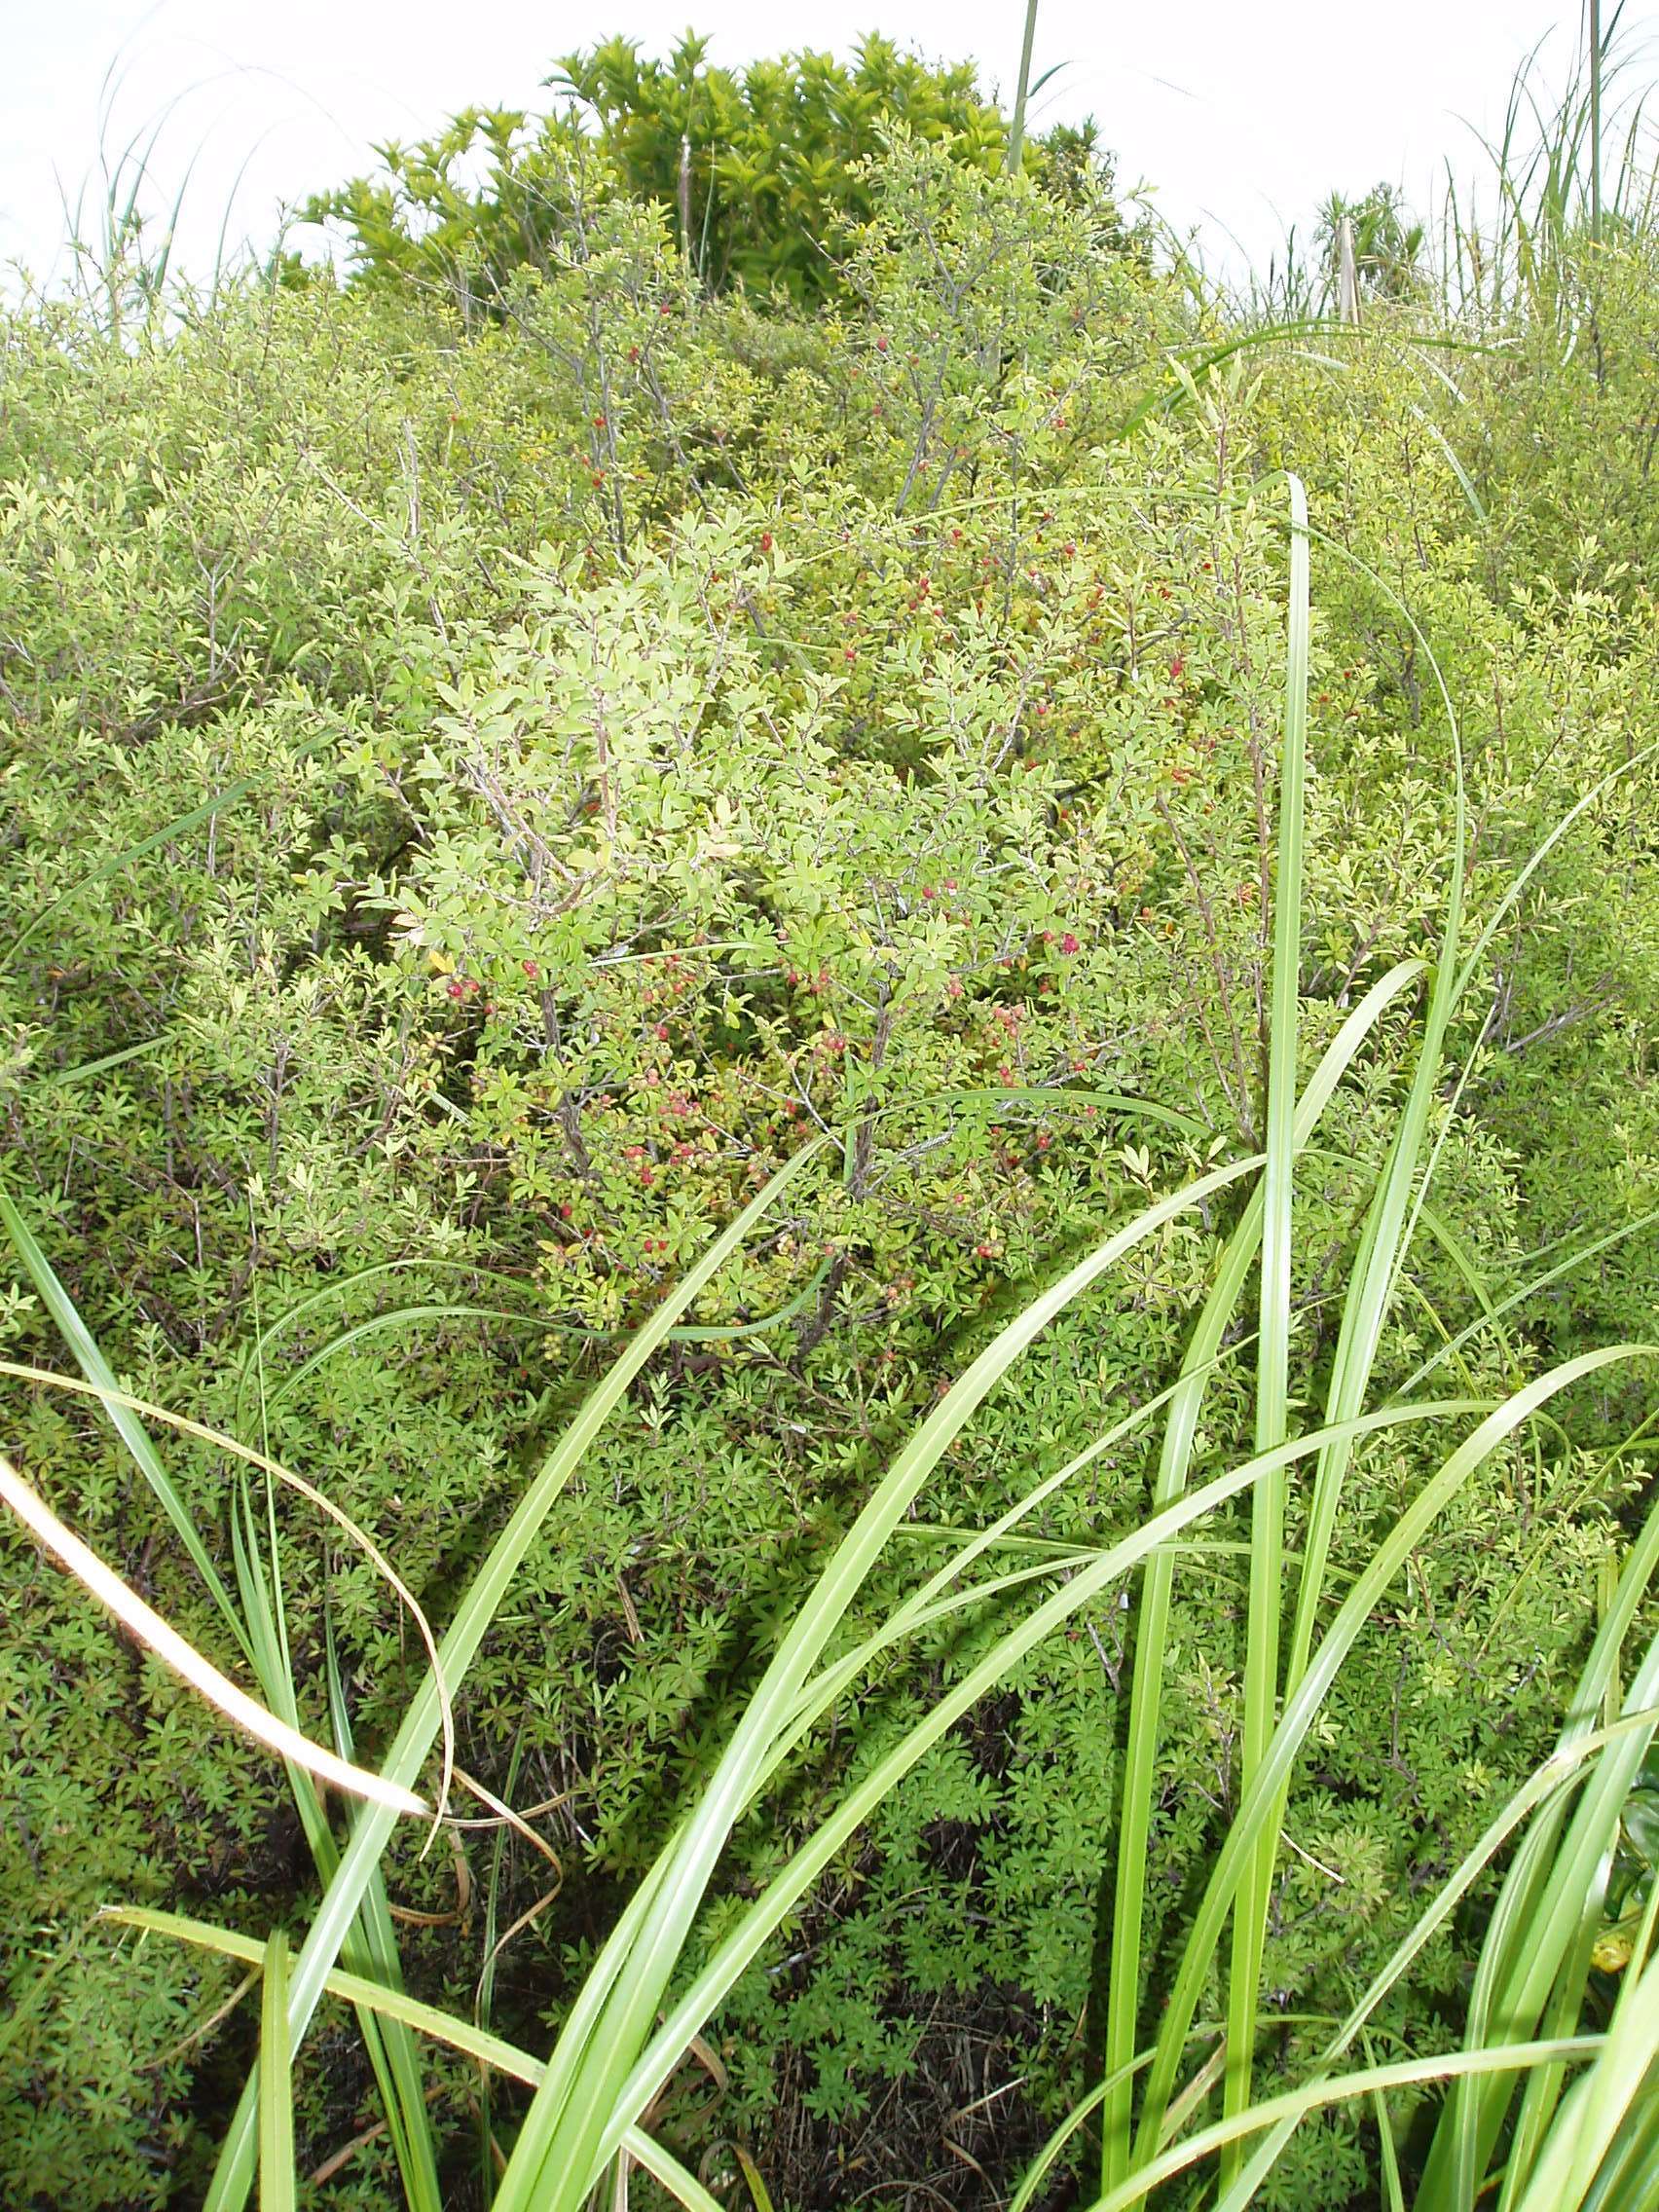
[2,50,1658,2212]
[300,33,1138,314]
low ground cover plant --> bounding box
[2,21,1658,2211]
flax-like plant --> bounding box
[66,468,1657,2211]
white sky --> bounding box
[0,3,1643,292]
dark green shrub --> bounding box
[299,33,1140,314]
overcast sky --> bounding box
[0,3,1643,292]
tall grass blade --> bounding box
[1364,2029,1407,2212]
[110,1905,723,2212]
[1512,1954,1659,2212]
[1591,0,1604,247]
[0,1362,453,1815]
[258,1931,295,2212]
[1223,471,1309,2175]
[1007,0,1041,171]
[320,1614,444,2212]
[106,1903,544,2082]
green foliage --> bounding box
[1314,184,1427,306]
[300,33,1139,313]
[0,78,1657,2212]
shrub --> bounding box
[300,33,1141,316]
[0,113,1656,2212]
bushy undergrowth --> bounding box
[1,64,1658,2212]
